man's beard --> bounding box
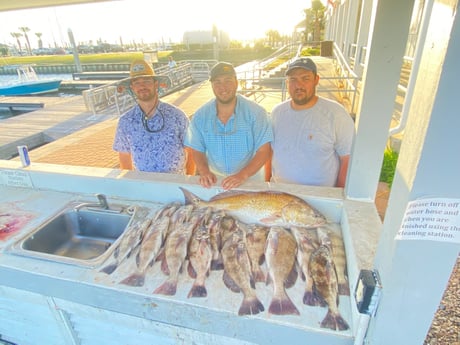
[292,89,314,106]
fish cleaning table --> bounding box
[0,160,382,345]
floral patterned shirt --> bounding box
[113,101,189,173]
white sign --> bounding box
[0,170,34,188]
[396,198,460,243]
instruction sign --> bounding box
[396,198,460,243]
[0,169,33,188]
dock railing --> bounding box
[82,62,194,116]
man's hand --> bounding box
[221,172,247,190]
[199,171,217,188]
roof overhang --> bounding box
[0,0,115,12]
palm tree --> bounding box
[35,32,43,49]
[19,27,32,55]
[304,0,325,43]
[10,32,23,54]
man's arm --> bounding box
[336,154,350,188]
[222,142,272,190]
[184,147,196,175]
[264,150,273,182]
[190,148,217,188]
[118,152,133,170]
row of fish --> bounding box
[99,188,350,331]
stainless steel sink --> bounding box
[10,202,137,267]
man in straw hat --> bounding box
[113,59,193,173]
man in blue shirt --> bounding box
[185,62,273,190]
[113,59,191,173]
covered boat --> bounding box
[0,65,61,96]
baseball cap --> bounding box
[210,62,236,81]
[285,57,317,75]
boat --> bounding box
[0,65,61,96]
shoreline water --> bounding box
[0,73,77,119]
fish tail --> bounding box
[320,310,350,331]
[100,262,118,275]
[268,294,300,315]
[120,273,145,287]
[303,289,321,306]
[187,284,207,298]
[179,187,203,206]
[238,297,265,316]
[153,279,177,296]
[210,258,224,270]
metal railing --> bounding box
[82,62,194,116]
[332,42,360,115]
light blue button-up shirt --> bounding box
[185,94,273,178]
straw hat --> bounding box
[129,59,159,80]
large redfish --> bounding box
[180,187,326,228]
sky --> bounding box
[0,0,317,49]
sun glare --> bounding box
[0,0,312,47]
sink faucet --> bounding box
[75,193,110,211]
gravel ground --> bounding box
[424,255,460,345]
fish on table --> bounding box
[187,224,212,298]
[206,210,226,270]
[221,228,264,316]
[290,226,321,306]
[153,201,182,221]
[309,244,350,331]
[153,210,203,296]
[317,226,350,295]
[241,223,269,283]
[265,226,299,315]
[180,187,327,228]
[119,215,171,287]
[100,214,153,275]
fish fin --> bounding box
[268,295,300,315]
[338,282,351,296]
[113,246,120,259]
[100,263,117,275]
[179,187,203,206]
[120,273,145,287]
[187,284,207,298]
[222,271,241,293]
[303,290,320,306]
[265,273,272,286]
[253,268,266,283]
[284,265,298,289]
[320,310,350,331]
[238,297,265,316]
[311,284,328,307]
[210,258,224,270]
[258,254,265,265]
[260,215,282,224]
[156,248,165,262]
[160,256,170,275]
[153,279,177,296]
[135,252,141,268]
[209,190,246,201]
[187,261,197,278]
